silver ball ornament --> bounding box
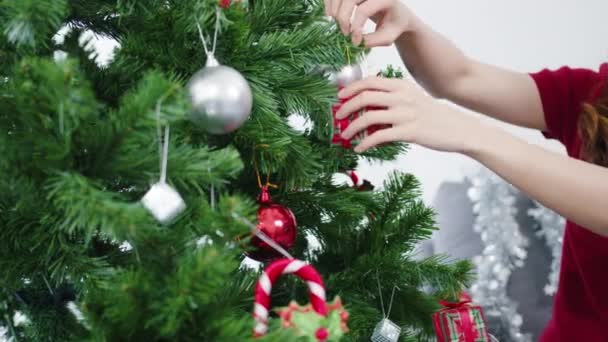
[327,64,363,87]
[187,56,253,134]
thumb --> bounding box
[363,25,401,47]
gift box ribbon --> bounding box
[438,292,478,341]
[438,292,472,309]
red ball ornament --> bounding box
[247,186,297,262]
[219,0,232,8]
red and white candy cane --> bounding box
[253,258,327,337]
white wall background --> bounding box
[92,0,608,204]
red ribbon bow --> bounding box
[439,292,472,309]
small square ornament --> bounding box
[141,182,186,225]
[371,318,401,342]
[330,92,388,148]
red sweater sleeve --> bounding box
[530,66,602,147]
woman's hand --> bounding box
[325,0,414,47]
[336,76,482,153]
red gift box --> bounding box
[330,88,388,148]
[432,293,491,342]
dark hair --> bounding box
[579,84,608,166]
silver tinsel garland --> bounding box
[528,204,565,296]
[467,168,531,342]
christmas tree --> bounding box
[0,0,472,341]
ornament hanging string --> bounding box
[141,89,185,227]
[346,45,351,65]
[376,270,398,319]
[232,213,294,259]
[252,144,278,190]
[156,100,170,184]
[196,7,221,65]
[42,275,54,296]
[254,163,278,190]
[371,271,402,341]
[208,166,216,210]
[210,183,215,209]
[152,88,179,184]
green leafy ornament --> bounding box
[277,297,349,341]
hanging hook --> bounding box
[376,271,400,319]
[252,144,278,189]
[195,7,221,67]
[386,285,399,319]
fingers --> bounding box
[354,127,403,153]
[324,0,331,16]
[363,25,402,47]
[332,0,366,35]
[351,29,364,47]
[336,91,397,119]
[338,76,403,100]
[341,110,394,139]
[336,0,355,34]
[331,0,342,18]
[351,0,392,43]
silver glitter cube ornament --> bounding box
[141,182,186,225]
[371,318,401,342]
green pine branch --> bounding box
[0,0,473,340]
[45,172,155,241]
[2,0,67,49]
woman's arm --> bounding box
[467,125,608,237]
[394,18,546,131]
[336,76,608,237]
[329,0,546,130]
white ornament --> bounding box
[141,103,186,225]
[141,182,186,225]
